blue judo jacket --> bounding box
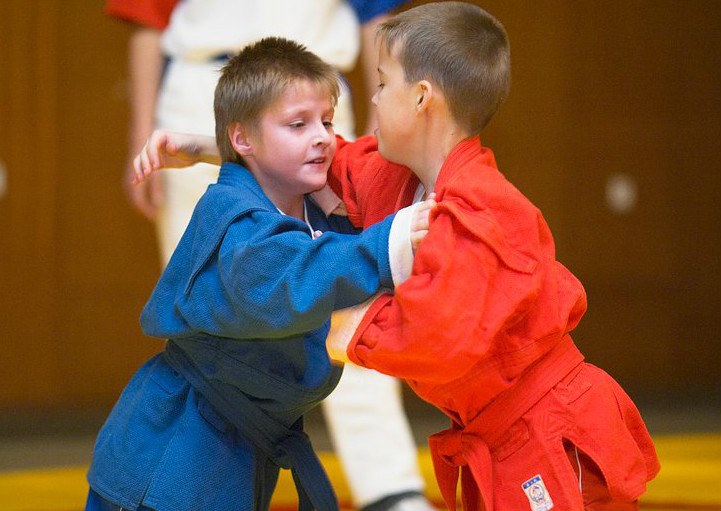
[88,163,395,511]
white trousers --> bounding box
[155,59,425,506]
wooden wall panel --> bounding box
[0,1,162,409]
[51,1,164,406]
[0,0,61,405]
[554,1,721,393]
[1,0,719,412]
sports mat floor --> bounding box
[1,434,719,510]
[1,400,719,511]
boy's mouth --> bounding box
[306,157,327,165]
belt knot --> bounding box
[429,426,494,511]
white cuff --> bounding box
[326,295,379,363]
[388,203,417,286]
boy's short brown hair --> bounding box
[378,1,510,135]
[214,37,341,164]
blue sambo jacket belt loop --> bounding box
[164,341,339,511]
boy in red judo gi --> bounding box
[132,3,660,509]
[326,3,661,510]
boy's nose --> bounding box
[313,126,331,146]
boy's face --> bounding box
[372,41,417,166]
[242,79,336,208]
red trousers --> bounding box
[564,441,639,511]
[431,363,659,511]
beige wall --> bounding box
[1,0,719,410]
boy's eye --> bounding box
[323,121,334,129]
[289,122,305,129]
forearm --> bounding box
[187,135,221,165]
[127,26,163,155]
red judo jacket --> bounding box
[329,135,659,510]
[331,135,586,411]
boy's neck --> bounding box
[270,194,306,220]
[412,118,468,194]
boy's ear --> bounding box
[228,122,253,156]
[416,80,433,113]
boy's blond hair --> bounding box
[378,2,510,135]
[214,37,341,164]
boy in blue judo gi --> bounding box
[85,37,434,511]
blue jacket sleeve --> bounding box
[347,0,408,23]
[176,210,395,339]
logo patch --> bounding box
[522,474,554,511]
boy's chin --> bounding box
[376,140,402,166]
[376,133,395,160]
[308,179,329,194]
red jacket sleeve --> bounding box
[105,0,178,30]
[328,135,415,229]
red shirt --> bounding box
[105,0,178,30]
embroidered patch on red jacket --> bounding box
[522,474,554,511]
